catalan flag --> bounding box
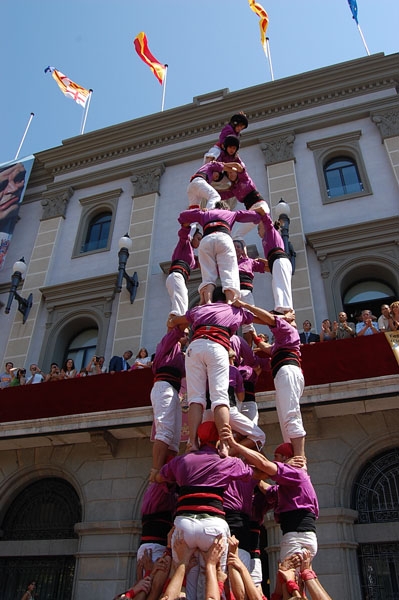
[44,66,90,108]
[134,32,166,85]
[248,0,269,49]
[347,0,358,24]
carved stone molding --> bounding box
[260,133,296,165]
[90,430,119,458]
[41,187,73,220]
[371,108,399,140]
[130,164,165,197]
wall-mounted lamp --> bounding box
[276,199,296,275]
[116,234,139,304]
[4,257,33,324]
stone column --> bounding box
[111,165,165,357]
[260,133,317,325]
[3,188,72,366]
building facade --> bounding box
[0,52,398,599]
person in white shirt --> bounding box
[26,364,44,384]
[377,304,390,332]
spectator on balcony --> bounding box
[299,321,319,345]
[9,367,26,386]
[319,319,336,342]
[334,311,356,340]
[61,358,77,379]
[86,355,107,375]
[45,363,63,382]
[356,309,380,336]
[26,364,45,384]
[20,581,36,600]
[388,301,399,331]
[0,361,14,388]
[377,304,391,332]
[109,350,133,373]
[132,348,152,369]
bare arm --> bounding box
[223,162,244,173]
[167,314,190,329]
[202,534,226,600]
[233,298,277,327]
[227,536,263,600]
[220,425,277,477]
[160,535,194,600]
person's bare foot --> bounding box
[185,440,199,453]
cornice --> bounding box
[32,53,398,179]
[40,273,117,308]
[306,216,399,260]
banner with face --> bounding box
[0,156,34,270]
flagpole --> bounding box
[265,38,274,81]
[161,65,168,112]
[357,24,370,56]
[14,113,34,160]
[80,89,93,135]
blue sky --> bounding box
[1,0,398,164]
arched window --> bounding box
[72,188,122,258]
[324,156,363,198]
[81,211,111,253]
[0,477,81,599]
[65,327,98,372]
[343,280,396,322]
[352,448,399,599]
[307,131,372,204]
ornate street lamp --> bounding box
[4,257,33,324]
[116,234,139,304]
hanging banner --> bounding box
[385,331,399,367]
[0,156,34,270]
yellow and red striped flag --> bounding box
[44,66,90,107]
[248,0,269,49]
[134,32,166,85]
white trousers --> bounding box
[229,405,265,449]
[240,399,259,424]
[274,365,306,442]
[186,338,230,409]
[166,271,188,316]
[174,515,230,600]
[271,256,293,312]
[232,199,270,240]
[187,177,220,209]
[198,232,240,299]
[150,380,182,452]
[250,556,263,586]
[240,288,255,333]
[203,406,265,449]
[137,542,166,563]
[279,530,318,561]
